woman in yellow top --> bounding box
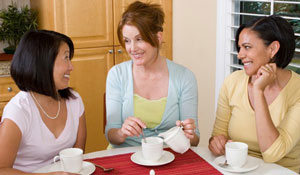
[209,15,300,172]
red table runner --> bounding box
[85,148,222,175]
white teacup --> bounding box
[53,148,83,173]
[142,136,164,162]
[158,126,190,154]
[225,142,248,168]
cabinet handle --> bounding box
[7,87,12,92]
[109,50,113,54]
[117,49,122,54]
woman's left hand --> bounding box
[253,63,277,91]
[176,119,196,139]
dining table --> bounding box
[35,146,298,175]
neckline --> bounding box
[30,91,61,120]
[29,92,68,139]
[134,93,167,101]
[246,70,293,111]
[130,59,171,129]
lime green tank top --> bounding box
[133,94,167,129]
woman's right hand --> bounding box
[120,117,146,137]
[208,135,228,156]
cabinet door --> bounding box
[0,77,19,117]
[114,46,130,65]
[30,0,113,49]
[69,47,114,153]
[113,0,172,59]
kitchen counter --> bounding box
[0,61,11,77]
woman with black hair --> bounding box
[209,15,300,172]
[0,30,86,174]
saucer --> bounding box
[213,155,262,173]
[47,161,96,175]
[131,150,175,166]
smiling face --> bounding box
[237,28,273,76]
[53,42,73,90]
[122,24,159,66]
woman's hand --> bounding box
[120,117,146,137]
[208,135,229,156]
[176,119,196,139]
[253,63,277,91]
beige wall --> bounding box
[173,0,217,146]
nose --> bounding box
[237,49,245,60]
[68,60,73,71]
[130,41,138,52]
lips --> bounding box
[131,52,144,59]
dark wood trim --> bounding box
[0,53,13,61]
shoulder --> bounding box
[167,60,196,80]
[108,60,132,75]
[6,91,31,109]
[67,89,84,116]
[2,91,33,133]
[225,70,246,81]
[68,89,83,104]
[290,71,300,84]
[221,70,247,94]
[286,71,300,100]
[223,70,246,86]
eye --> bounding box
[124,38,129,43]
[137,37,143,41]
[245,46,251,49]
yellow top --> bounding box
[213,70,300,172]
[134,94,167,129]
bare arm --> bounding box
[0,119,80,175]
[0,119,23,175]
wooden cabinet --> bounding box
[0,76,20,120]
[30,0,172,153]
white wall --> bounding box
[173,0,217,146]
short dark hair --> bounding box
[11,30,75,100]
[235,15,295,68]
[117,1,164,48]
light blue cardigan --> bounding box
[105,59,199,148]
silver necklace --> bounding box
[30,91,61,120]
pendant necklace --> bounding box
[30,91,61,120]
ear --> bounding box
[268,41,280,59]
[157,32,163,44]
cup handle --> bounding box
[53,156,60,163]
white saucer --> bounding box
[131,150,175,166]
[47,161,96,175]
[213,155,262,173]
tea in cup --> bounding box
[142,136,163,162]
[225,142,248,168]
[53,148,83,173]
[158,126,190,154]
